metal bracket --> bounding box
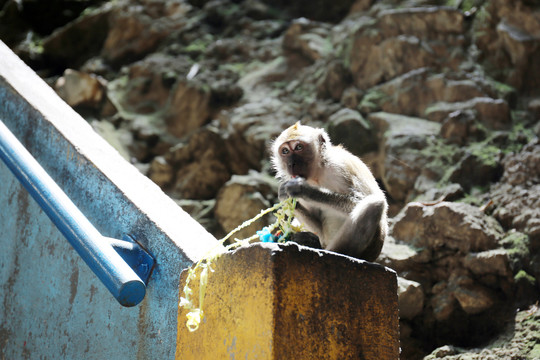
[106,235,155,286]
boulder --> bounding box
[54,69,106,109]
[369,112,441,202]
[377,7,465,39]
[108,54,226,138]
[327,108,376,156]
[439,109,486,145]
[165,80,212,138]
[262,0,356,22]
[41,3,112,68]
[350,7,466,89]
[283,18,331,63]
[448,150,503,192]
[425,97,512,130]
[453,284,495,315]
[491,139,540,245]
[473,0,540,94]
[397,277,425,320]
[101,0,190,66]
[90,120,132,161]
[214,171,278,240]
[174,160,230,200]
[317,59,352,101]
[392,202,504,254]
[175,198,220,235]
[379,236,425,273]
[148,156,174,188]
[165,127,233,199]
[430,287,456,322]
[463,249,512,278]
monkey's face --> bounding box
[278,140,314,179]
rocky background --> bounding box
[2,0,540,358]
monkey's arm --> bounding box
[280,177,358,215]
[278,180,326,234]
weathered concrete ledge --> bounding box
[0,40,217,359]
[176,242,399,360]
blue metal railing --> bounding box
[0,119,154,307]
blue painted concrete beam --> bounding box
[0,40,218,359]
[0,118,155,306]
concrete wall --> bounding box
[0,41,217,359]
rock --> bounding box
[379,236,425,272]
[528,98,540,118]
[453,284,495,315]
[108,53,219,138]
[214,171,278,240]
[175,199,220,235]
[107,53,191,116]
[499,139,540,186]
[173,160,230,200]
[397,277,424,320]
[263,0,356,22]
[369,112,441,202]
[448,150,503,192]
[351,34,437,90]
[514,270,540,309]
[425,305,540,359]
[340,87,364,109]
[473,0,540,93]
[327,108,376,156]
[463,249,512,278]
[491,139,540,244]
[439,109,486,145]
[282,18,331,63]
[413,183,464,204]
[220,98,299,172]
[377,7,465,39]
[90,120,132,161]
[166,80,212,138]
[148,156,174,188]
[348,0,374,14]
[316,59,351,101]
[166,127,233,199]
[392,202,504,254]
[350,7,466,89]
[430,288,456,322]
[101,1,190,66]
[54,69,105,109]
[41,3,112,68]
[425,97,512,129]
[425,345,460,358]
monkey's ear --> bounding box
[318,131,330,146]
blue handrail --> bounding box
[0,119,154,307]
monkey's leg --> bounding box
[326,195,386,260]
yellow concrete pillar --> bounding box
[176,242,399,359]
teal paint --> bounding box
[0,41,217,359]
[0,119,153,307]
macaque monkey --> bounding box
[272,122,388,261]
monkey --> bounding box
[271,122,388,261]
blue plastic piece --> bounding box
[0,119,154,307]
[257,227,276,243]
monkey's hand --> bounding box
[279,177,306,200]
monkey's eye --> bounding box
[294,144,304,151]
[281,148,290,155]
